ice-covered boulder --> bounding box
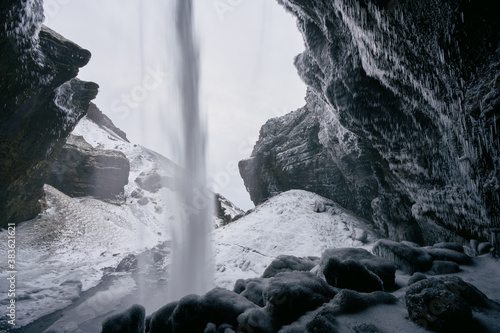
[406,279,472,332]
[318,248,396,288]
[277,305,338,333]
[405,276,497,332]
[321,257,384,292]
[147,301,178,333]
[234,278,269,307]
[101,304,145,333]
[263,271,336,326]
[329,289,398,314]
[424,248,472,266]
[262,255,318,278]
[408,273,428,286]
[478,242,492,255]
[373,240,433,274]
[432,242,464,253]
[148,288,257,332]
[428,261,460,275]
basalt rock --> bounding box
[47,135,130,200]
[0,1,98,228]
[240,0,500,243]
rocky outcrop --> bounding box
[87,102,129,142]
[240,0,500,243]
[214,193,245,226]
[47,135,130,200]
[0,1,98,228]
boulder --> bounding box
[135,171,169,193]
[424,248,472,265]
[432,242,464,253]
[167,289,257,332]
[47,135,130,200]
[408,273,428,286]
[427,261,460,275]
[405,276,495,332]
[101,304,145,333]
[263,271,336,326]
[277,304,338,333]
[237,308,276,333]
[148,301,178,333]
[319,248,396,288]
[234,278,269,307]
[321,257,384,292]
[405,279,473,332]
[262,255,318,278]
[372,240,433,274]
[478,242,492,255]
[329,289,397,314]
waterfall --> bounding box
[167,0,213,301]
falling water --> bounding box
[167,0,213,301]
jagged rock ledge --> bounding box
[0,1,99,228]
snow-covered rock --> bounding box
[214,189,379,288]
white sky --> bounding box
[43,0,306,210]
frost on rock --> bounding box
[257,0,500,244]
[318,247,396,291]
[3,0,52,89]
[262,255,319,278]
[264,271,336,326]
[146,288,257,332]
[405,277,480,332]
[101,304,145,333]
[372,239,433,274]
[330,289,397,314]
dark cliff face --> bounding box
[0,0,98,228]
[240,0,499,243]
[47,135,130,200]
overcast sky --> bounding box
[43,0,306,210]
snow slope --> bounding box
[0,117,175,328]
[214,190,380,288]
